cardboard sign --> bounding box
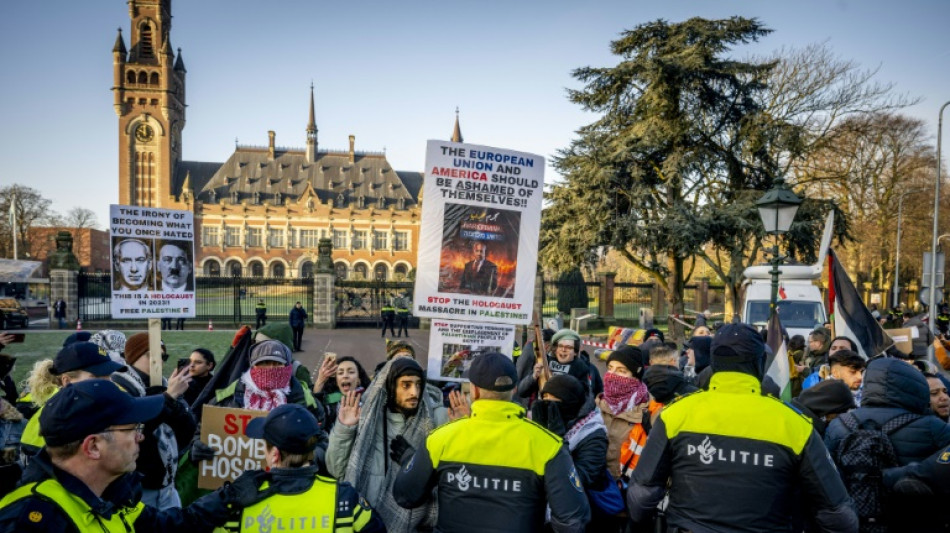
[110,204,196,318]
[198,405,268,490]
[427,319,516,382]
[884,327,913,356]
[413,141,544,326]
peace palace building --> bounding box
[113,0,459,281]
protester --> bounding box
[112,332,196,510]
[327,357,449,531]
[254,322,314,390]
[219,404,386,532]
[182,348,215,406]
[790,379,855,436]
[0,380,271,532]
[642,343,698,421]
[20,342,127,459]
[903,311,935,360]
[924,373,949,422]
[787,334,806,397]
[593,346,651,481]
[290,301,307,352]
[393,351,591,533]
[627,323,857,533]
[681,335,711,382]
[829,336,857,355]
[89,329,127,364]
[825,357,950,465]
[519,328,602,400]
[312,355,371,432]
[803,327,832,373]
[827,349,866,400]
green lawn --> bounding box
[3,330,239,389]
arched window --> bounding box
[149,72,159,86]
[250,262,264,278]
[271,263,285,278]
[334,262,348,280]
[226,260,242,276]
[353,264,368,280]
[374,264,388,281]
[203,260,221,277]
[127,71,136,84]
[300,261,314,278]
[138,71,148,85]
[394,264,408,281]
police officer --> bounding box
[255,299,267,329]
[0,380,268,532]
[380,299,396,338]
[221,403,384,532]
[627,324,857,533]
[395,297,410,338]
[936,304,950,337]
[393,351,590,532]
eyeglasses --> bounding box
[556,343,575,349]
[101,424,145,435]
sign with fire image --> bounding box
[414,140,543,326]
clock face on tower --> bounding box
[135,123,154,142]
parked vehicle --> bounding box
[0,298,30,329]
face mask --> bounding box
[250,365,293,391]
[531,400,567,436]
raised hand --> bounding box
[448,389,471,421]
[312,356,338,393]
[337,390,362,427]
[166,365,192,399]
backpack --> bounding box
[834,412,922,533]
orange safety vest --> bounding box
[617,401,662,477]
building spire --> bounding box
[451,107,463,143]
[306,82,318,163]
[113,28,127,56]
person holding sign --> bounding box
[0,380,272,533]
[393,352,591,533]
[459,241,498,295]
[113,238,154,292]
[216,404,385,532]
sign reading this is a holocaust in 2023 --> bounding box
[413,140,543,326]
[109,204,196,319]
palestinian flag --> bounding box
[827,249,893,359]
[765,311,791,401]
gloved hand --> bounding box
[389,435,415,466]
[218,469,273,508]
[191,440,217,463]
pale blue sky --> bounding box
[1,1,948,228]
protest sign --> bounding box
[427,319,516,382]
[884,327,914,356]
[110,204,196,319]
[413,140,543,326]
[198,405,267,490]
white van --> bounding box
[740,212,833,340]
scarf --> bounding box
[564,408,606,451]
[344,359,439,532]
[242,366,292,411]
[602,372,648,415]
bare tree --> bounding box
[0,185,58,260]
[64,207,99,230]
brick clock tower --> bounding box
[112,0,186,207]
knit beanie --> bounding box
[606,345,645,379]
[385,358,425,407]
[386,340,416,360]
[124,332,150,367]
[550,329,581,347]
[540,374,586,423]
[796,378,855,417]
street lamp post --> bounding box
[757,177,803,319]
[928,101,950,334]
[894,188,927,308]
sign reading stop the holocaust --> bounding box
[197,405,267,490]
[427,319,516,383]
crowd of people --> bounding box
[0,312,946,532]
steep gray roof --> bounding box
[174,161,222,198]
[189,148,421,208]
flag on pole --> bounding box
[765,311,791,401]
[827,248,893,359]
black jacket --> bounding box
[641,364,697,404]
[0,451,233,533]
[563,399,608,490]
[825,357,950,465]
[517,354,602,400]
[289,306,308,328]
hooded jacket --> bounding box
[824,357,950,465]
[642,364,698,405]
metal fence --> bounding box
[77,273,314,326]
[335,279,415,327]
[540,280,601,318]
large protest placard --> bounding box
[110,204,196,319]
[198,405,268,490]
[413,140,543,326]
[428,319,516,382]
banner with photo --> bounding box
[413,140,543,326]
[109,204,196,319]
[427,319,516,383]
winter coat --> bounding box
[641,364,698,405]
[209,373,326,430]
[596,395,649,480]
[825,357,950,465]
[563,398,609,489]
[517,353,602,400]
[289,306,308,328]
